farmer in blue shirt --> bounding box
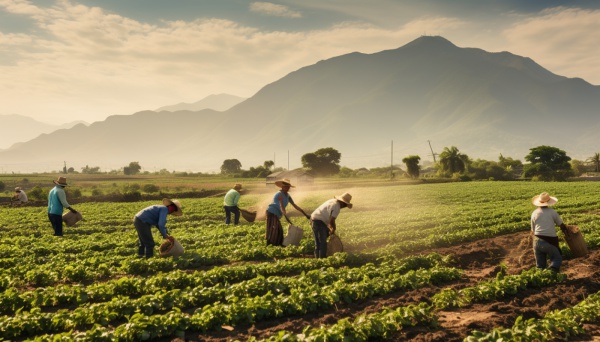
[47,176,78,236]
[133,198,182,258]
[265,179,310,246]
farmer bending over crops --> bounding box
[265,179,310,246]
[310,192,352,258]
[133,198,182,258]
[531,192,567,272]
[47,177,78,237]
[223,183,242,225]
[12,187,28,205]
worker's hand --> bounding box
[285,215,292,224]
[304,213,310,220]
[69,207,78,214]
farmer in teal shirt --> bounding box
[47,176,78,236]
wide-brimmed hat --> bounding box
[162,198,183,216]
[53,176,68,186]
[275,178,295,188]
[335,192,353,209]
[532,192,558,206]
[234,183,242,190]
[15,187,22,192]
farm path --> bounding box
[174,230,600,342]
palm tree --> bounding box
[438,146,468,176]
[587,153,600,172]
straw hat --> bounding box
[162,198,183,216]
[234,183,242,191]
[335,192,353,209]
[275,178,295,188]
[53,176,68,186]
[15,187,22,192]
[532,192,558,206]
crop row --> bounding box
[2,264,462,340]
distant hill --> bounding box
[155,94,246,112]
[1,36,599,173]
[0,114,88,150]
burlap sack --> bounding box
[327,233,344,256]
[563,225,588,257]
[62,211,83,227]
[159,237,184,257]
[240,209,257,222]
[283,224,303,246]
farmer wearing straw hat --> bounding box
[531,192,568,272]
[12,187,28,205]
[310,193,353,258]
[223,183,242,225]
[133,198,182,258]
[47,176,78,236]
[265,178,310,246]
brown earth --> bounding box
[169,231,600,342]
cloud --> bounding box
[503,7,600,84]
[249,2,302,18]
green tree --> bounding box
[523,145,573,181]
[81,165,101,174]
[220,159,242,174]
[469,159,513,180]
[123,161,142,175]
[402,155,421,179]
[438,146,468,177]
[301,147,341,176]
[587,153,600,172]
[570,159,587,177]
[263,160,274,171]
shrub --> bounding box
[142,184,160,193]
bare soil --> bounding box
[169,231,600,341]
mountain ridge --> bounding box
[1,36,599,173]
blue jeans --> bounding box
[48,213,63,236]
[311,220,329,258]
[224,206,240,225]
[134,217,155,258]
[533,236,562,271]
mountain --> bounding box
[0,114,88,150]
[1,36,599,173]
[155,94,246,112]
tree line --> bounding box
[220,145,594,182]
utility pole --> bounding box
[427,140,438,164]
[391,140,394,179]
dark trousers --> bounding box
[224,205,240,225]
[311,220,329,258]
[48,213,63,236]
[134,217,155,258]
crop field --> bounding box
[1,179,600,341]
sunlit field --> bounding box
[1,178,599,341]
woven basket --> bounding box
[327,233,344,256]
[283,224,303,246]
[62,211,83,227]
[159,237,184,257]
[563,225,588,257]
[240,208,257,222]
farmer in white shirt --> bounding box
[531,192,567,272]
[12,187,28,205]
[310,193,352,258]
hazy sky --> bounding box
[1,0,599,124]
